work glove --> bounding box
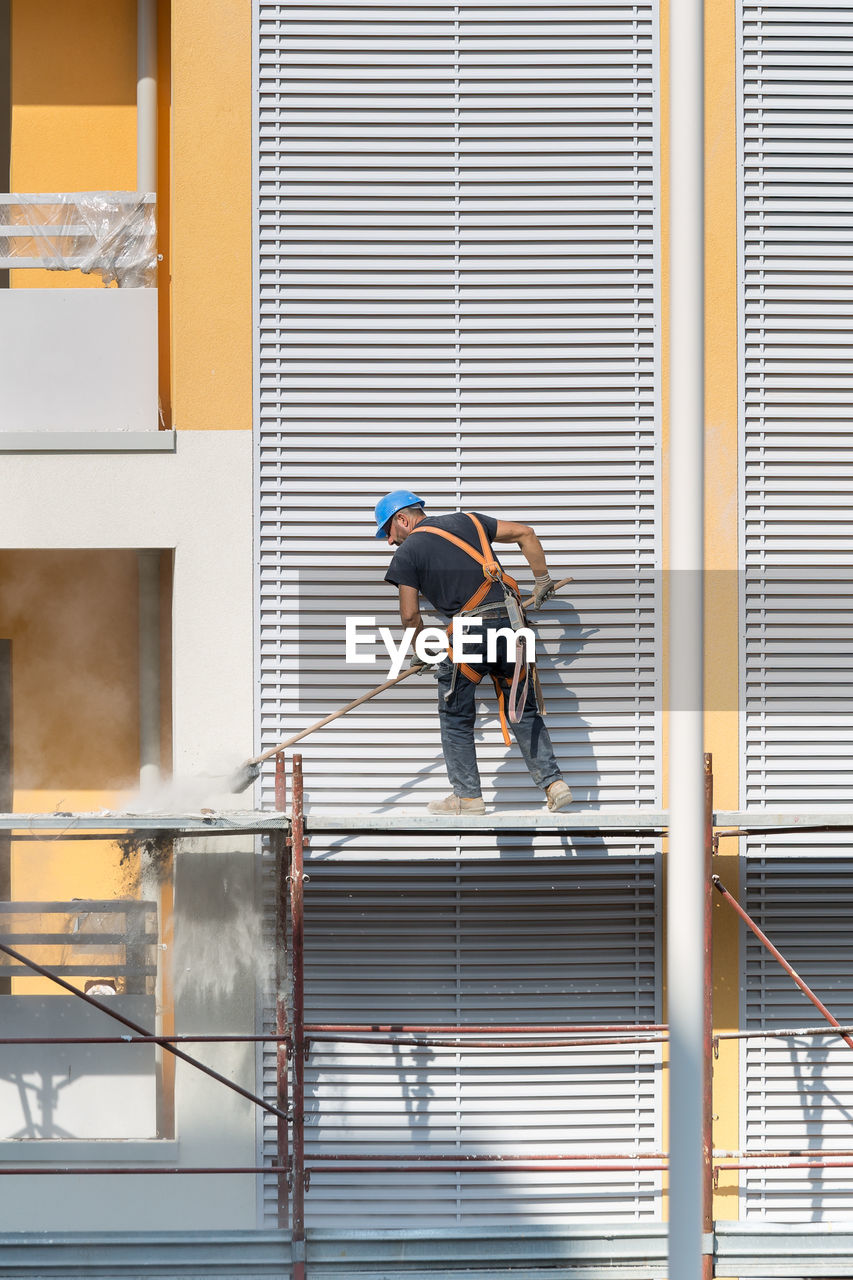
[531,572,556,609]
[410,654,434,676]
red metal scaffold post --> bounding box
[274,752,290,1231]
[290,753,306,1280]
[703,753,714,1280]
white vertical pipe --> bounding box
[668,0,706,1276]
[138,550,162,797]
[137,1,159,796]
[137,0,157,192]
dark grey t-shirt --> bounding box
[384,512,505,617]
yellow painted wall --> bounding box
[704,0,741,1220]
[9,0,252,431]
[157,0,172,426]
[8,0,175,426]
[10,0,137,289]
[170,0,252,429]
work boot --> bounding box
[545,779,573,811]
[428,794,486,815]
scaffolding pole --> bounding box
[713,876,853,1054]
[275,753,291,1231]
[14,778,853,1269]
[290,754,306,1280]
[703,756,714,1279]
[0,938,288,1124]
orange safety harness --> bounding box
[409,514,533,745]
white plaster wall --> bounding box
[0,430,254,791]
[0,431,262,1229]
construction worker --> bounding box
[375,489,573,814]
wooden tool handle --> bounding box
[249,664,423,766]
[521,575,573,608]
[249,575,572,766]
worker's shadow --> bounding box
[482,594,618,862]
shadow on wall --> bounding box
[172,846,270,1008]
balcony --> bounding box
[0,193,165,445]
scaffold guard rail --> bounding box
[7,758,853,1280]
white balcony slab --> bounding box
[0,287,157,433]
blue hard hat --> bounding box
[374,489,425,539]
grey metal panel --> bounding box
[739,1,853,812]
[255,0,661,1233]
[296,854,660,1228]
[255,0,661,816]
[738,0,853,1225]
[742,853,853,1219]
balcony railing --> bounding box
[0,193,157,287]
[0,193,160,437]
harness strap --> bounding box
[491,675,511,746]
[408,515,520,599]
[507,653,530,725]
[409,515,526,745]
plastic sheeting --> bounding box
[0,193,157,287]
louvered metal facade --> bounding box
[254,0,661,1230]
[743,853,853,1219]
[255,0,661,814]
[739,1,853,1220]
[291,850,660,1229]
[740,1,853,811]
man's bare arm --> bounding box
[492,520,548,577]
[398,584,425,641]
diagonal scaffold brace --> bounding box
[712,874,853,1054]
[0,939,291,1122]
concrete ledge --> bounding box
[307,1224,667,1276]
[0,1230,291,1278]
[5,1223,853,1277]
[0,1140,178,1163]
[715,1221,853,1276]
[0,1225,668,1278]
[0,431,175,452]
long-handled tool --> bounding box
[228,576,572,793]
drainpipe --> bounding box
[138,551,161,798]
[137,0,157,194]
[667,0,706,1277]
[136,1,160,797]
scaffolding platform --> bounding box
[0,808,667,835]
[3,808,853,836]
